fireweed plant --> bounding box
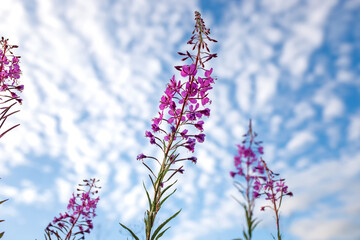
[120,11,217,240]
[44,178,100,240]
[0,37,23,139]
[254,158,293,240]
[0,37,23,239]
[230,120,265,240]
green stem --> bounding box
[145,21,205,240]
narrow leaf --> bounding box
[119,223,140,240]
[155,226,171,240]
[143,182,152,209]
[151,209,181,240]
[158,189,176,210]
[159,180,177,199]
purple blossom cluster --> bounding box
[253,158,293,210]
[230,121,265,186]
[0,37,23,138]
[0,37,23,103]
[143,64,213,154]
[252,158,293,239]
[229,120,265,240]
[45,179,100,240]
[137,12,217,173]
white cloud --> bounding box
[255,64,279,112]
[323,97,345,120]
[260,0,300,13]
[314,91,345,121]
[270,115,282,135]
[326,125,340,148]
[197,149,216,174]
[235,74,252,112]
[347,114,360,141]
[291,215,360,240]
[55,178,72,203]
[278,0,337,79]
[285,151,360,216]
[286,101,315,128]
[0,180,53,206]
[286,130,316,153]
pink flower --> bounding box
[180,64,197,77]
[45,179,100,239]
[258,146,264,154]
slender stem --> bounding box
[65,211,82,240]
[145,22,205,240]
[245,121,254,240]
[262,159,281,240]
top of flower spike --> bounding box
[176,12,217,70]
[139,11,217,183]
[45,178,100,239]
[230,120,265,179]
[193,11,217,41]
[0,37,23,103]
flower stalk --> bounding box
[120,11,217,240]
[44,178,100,240]
[253,158,293,240]
[0,37,23,239]
[230,120,265,240]
[0,37,23,139]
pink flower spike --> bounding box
[45,178,100,239]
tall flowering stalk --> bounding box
[0,37,23,139]
[0,37,23,239]
[230,120,265,240]
[120,11,217,240]
[44,179,100,240]
[253,159,293,240]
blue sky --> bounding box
[0,0,359,239]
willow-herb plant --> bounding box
[0,37,23,139]
[254,158,293,240]
[0,37,23,239]
[120,11,217,240]
[44,178,100,240]
[230,120,266,240]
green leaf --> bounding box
[159,180,177,199]
[155,226,170,240]
[251,218,260,231]
[143,182,152,209]
[150,209,181,240]
[158,189,176,210]
[242,229,249,240]
[119,223,140,240]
